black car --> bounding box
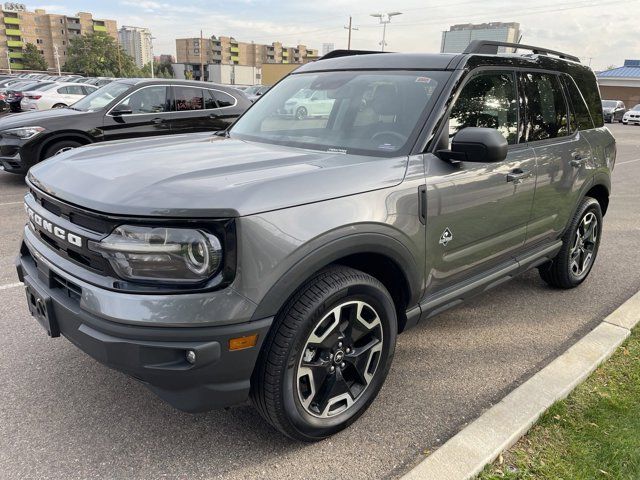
[0,79,251,174]
[602,99,626,123]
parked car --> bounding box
[21,82,98,111]
[601,99,626,123]
[282,88,335,119]
[84,77,116,87]
[0,79,251,174]
[6,81,56,112]
[622,104,640,125]
[244,84,270,102]
[15,43,614,440]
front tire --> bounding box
[539,197,602,289]
[251,266,397,441]
[42,139,83,160]
[52,103,67,109]
[295,106,308,120]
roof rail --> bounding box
[463,40,580,63]
[318,49,388,61]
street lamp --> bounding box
[370,11,402,52]
[147,34,156,78]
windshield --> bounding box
[602,100,617,108]
[230,70,447,156]
[631,104,640,111]
[71,82,130,111]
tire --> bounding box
[52,103,67,109]
[42,140,83,160]
[295,106,308,120]
[251,265,397,441]
[538,196,603,289]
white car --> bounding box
[622,104,640,125]
[283,89,335,119]
[21,82,98,111]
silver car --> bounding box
[17,41,615,441]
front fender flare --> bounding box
[250,231,423,321]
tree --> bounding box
[155,60,174,79]
[64,33,139,77]
[22,43,47,71]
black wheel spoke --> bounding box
[296,300,384,418]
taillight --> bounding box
[26,95,41,100]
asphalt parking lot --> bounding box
[0,123,639,480]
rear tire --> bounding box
[52,103,67,109]
[538,197,602,289]
[42,140,83,160]
[295,106,308,120]
[250,266,397,441]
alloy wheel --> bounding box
[296,300,384,418]
[569,211,598,277]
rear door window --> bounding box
[174,86,204,111]
[521,72,569,141]
[449,71,518,144]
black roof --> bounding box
[113,78,238,90]
[297,43,586,75]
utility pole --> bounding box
[6,50,11,75]
[344,16,359,50]
[199,29,204,81]
[116,44,122,77]
[53,44,61,75]
[370,12,402,52]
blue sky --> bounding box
[28,0,640,70]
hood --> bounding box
[28,135,408,218]
[0,107,87,130]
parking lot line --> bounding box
[0,282,22,290]
[0,201,23,206]
[616,158,640,166]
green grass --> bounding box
[478,327,640,480]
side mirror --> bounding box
[438,127,508,163]
[111,104,133,116]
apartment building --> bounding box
[119,25,152,68]
[176,35,318,68]
[441,22,521,54]
[1,4,117,71]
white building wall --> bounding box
[119,26,153,68]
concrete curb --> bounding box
[402,290,640,480]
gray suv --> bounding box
[16,41,615,441]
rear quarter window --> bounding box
[567,66,604,127]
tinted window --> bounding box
[174,86,203,111]
[563,76,594,131]
[204,89,217,109]
[117,86,169,114]
[449,71,518,144]
[212,90,236,108]
[522,72,568,141]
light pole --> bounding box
[147,34,156,78]
[53,44,61,75]
[370,11,402,52]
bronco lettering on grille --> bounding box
[25,205,84,248]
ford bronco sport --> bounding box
[17,41,615,441]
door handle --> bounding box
[152,118,165,125]
[208,113,220,119]
[570,154,588,168]
[506,169,531,184]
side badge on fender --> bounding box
[439,228,453,246]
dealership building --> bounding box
[597,60,640,108]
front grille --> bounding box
[51,271,82,301]
[28,187,114,277]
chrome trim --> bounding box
[105,84,238,117]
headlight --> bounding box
[1,126,45,139]
[89,225,223,284]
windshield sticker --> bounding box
[415,76,432,83]
[377,144,397,150]
[327,147,348,154]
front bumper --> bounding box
[16,236,273,412]
[0,136,35,174]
